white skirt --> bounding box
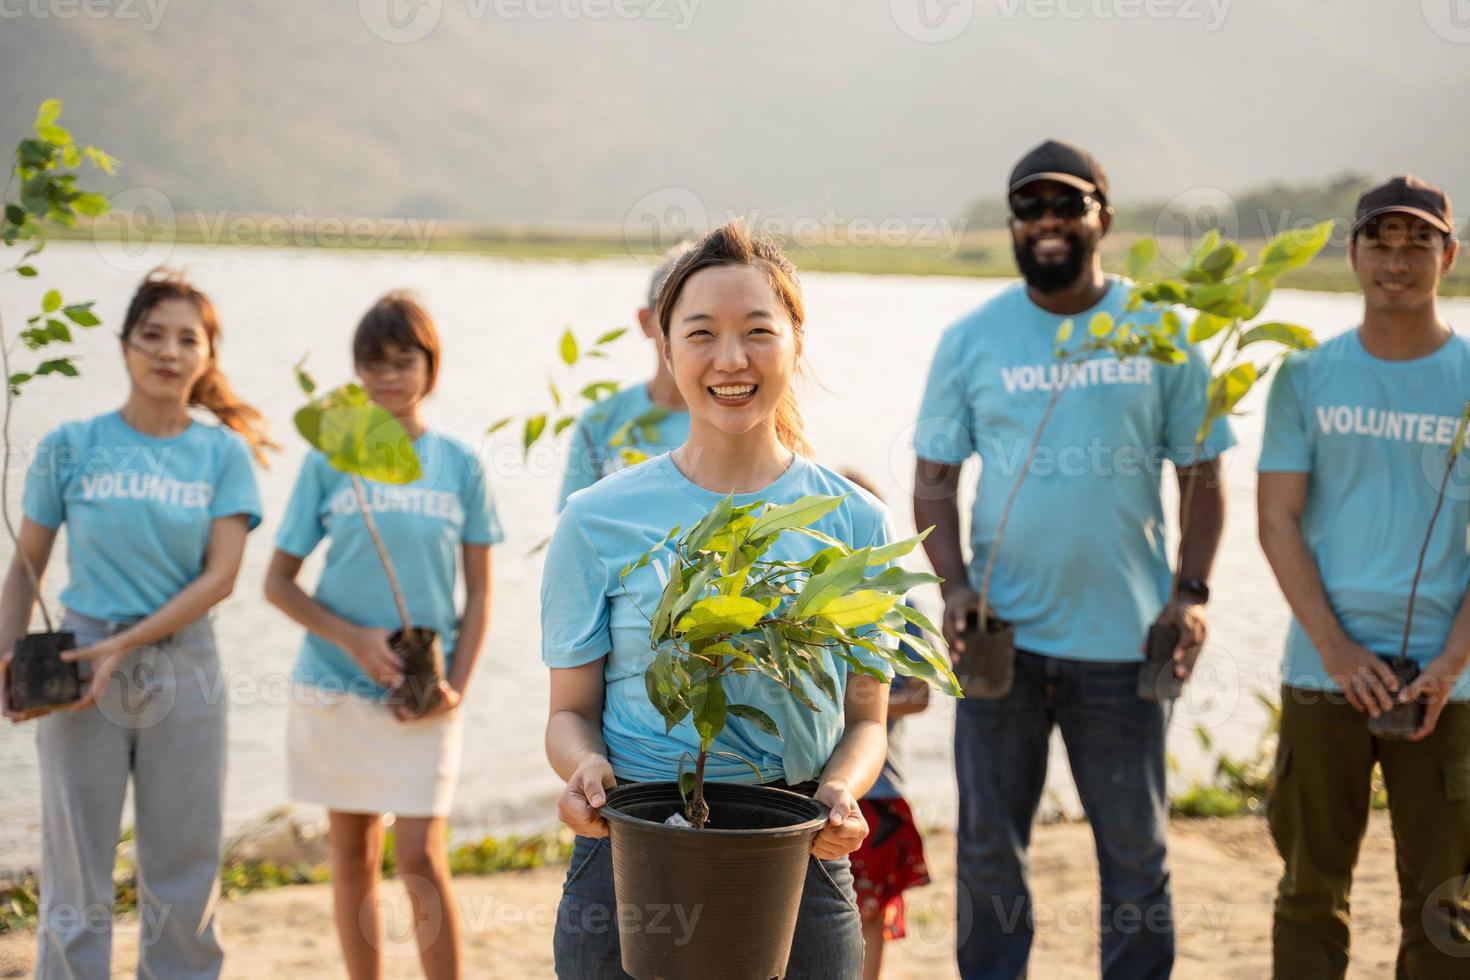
[286,688,464,818]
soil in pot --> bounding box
[1137,622,1183,702]
[1368,659,1426,740]
[959,611,1016,700]
[7,631,80,717]
[388,627,443,717]
[601,781,828,980]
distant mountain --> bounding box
[2,0,1465,225]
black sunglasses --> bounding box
[1009,189,1097,222]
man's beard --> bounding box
[1013,231,1092,294]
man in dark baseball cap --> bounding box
[1007,137,1110,204]
[1259,172,1467,977]
[914,139,1230,979]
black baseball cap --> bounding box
[1352,174,1453,237]
[1008,139,1110,205]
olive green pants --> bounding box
[1268,685,1470,979]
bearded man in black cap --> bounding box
[912,139,1231,979]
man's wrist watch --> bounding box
[1177,578,1210,604]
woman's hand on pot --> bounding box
[392,679,461,722]
[62,638,129,712]
[341,626,404,688]
[812,782,868,859]
[559,755,616,838]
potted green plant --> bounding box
[1124,221,1333,701]
[1369,401,1470,739]
[2,100,114,718]
[596,492,960,980]
[487,325,669,474]
[960,308,1188,699]
[291,361,443,716]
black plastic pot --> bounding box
[388,627,443,717]
[1368,659,1425,740]
[1137,622,1183,702]
[6,631,80,717]
[601,781,828,980]
[958,612,1016,700]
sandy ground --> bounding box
[0,814,1403,979]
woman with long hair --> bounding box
[264,292,501,980]
[543,221,892,979]
[0,268,272,977]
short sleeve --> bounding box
[1259,354,1312,472]
[1161,314,1238,465]
[21,427,71,530]
[209,432,263,530]
[540,501,615,668]
[913,326,976,464]
[461,451,505,545]
[275,454,330,558]
[556,414,600,513]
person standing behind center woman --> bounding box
[556,242,694,511]
[0,268,272,978]
[544,221,895,980]
[263,293,503,980]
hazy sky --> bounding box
[0,0,1466,226]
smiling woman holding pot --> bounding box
[0,268,271,977]
[542,221,894,980]
[263,292,502,980]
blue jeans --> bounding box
[955,649,1173,980]
[554,835,864,979]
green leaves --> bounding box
[1254,220,1334,281]
[747,493,845,540]
[633,492,963,812]
[3,101,115,404]
[1127,238,1157,280]
[487,325,643,459]
[293,381,423,485]
[791,547,871,619]
[728,703,780,738]
[1237,321,1316,352]
[814,590,897,628]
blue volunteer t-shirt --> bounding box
[542,452,897,786]
[22,410,263,622]
[1259,329,1470,700]
[277,428,505,697]
[912,278,1235,662]
[557,383,691,511]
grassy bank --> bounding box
[60,220,1470,296]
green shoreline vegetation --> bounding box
[57,219,1470,297]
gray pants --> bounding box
[35,610,226,979]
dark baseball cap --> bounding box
[1008,139,1110,204]
[1353,174,1453,236]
